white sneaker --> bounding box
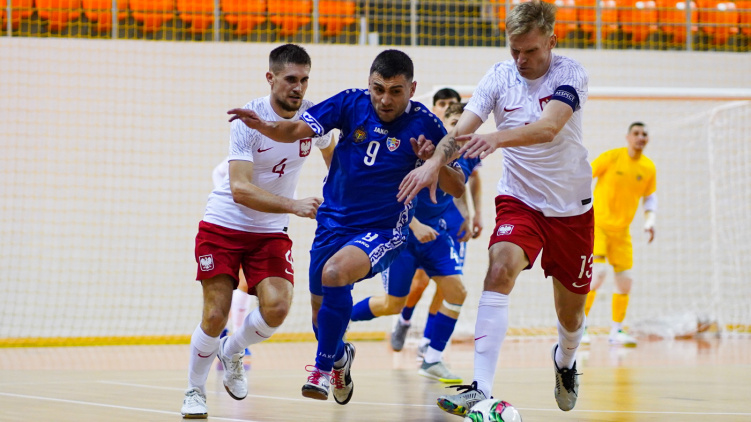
[552,344,580,411]
[419,360,463,384]
[581,327,591,345]
[331,342,356,405]
[436,381,487,416]
[217,336,248,400]
[609,329,637,347]
[301,365,330,400]
[181,387,207,419]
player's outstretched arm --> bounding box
[398,111,484,204]
[319,138,336,169]
[228,108,315,144]
[437,165,465,198]
[459,100,574,158]
[229,160,321,219]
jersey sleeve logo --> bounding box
[302,112,324,136]
[386,137,400,151]
[299,139,312,157]
[353,126,367,144]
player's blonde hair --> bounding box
[506,1,557,38]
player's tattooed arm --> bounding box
[439,135,461,165]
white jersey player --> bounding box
[182,44,334,420]
[399,2,593,416]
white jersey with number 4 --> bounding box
[203,95,332,233]
[466,53,592,217]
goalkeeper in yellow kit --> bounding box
[583,122,657,347]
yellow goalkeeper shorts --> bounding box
[593,225,633,273]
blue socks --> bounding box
[315,285,353,372]
[429,312,458,352]
[401,305,415,321]
[351,297,376,321]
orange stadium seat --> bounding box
[696,0,739,45]
[542,0,577,39]
[577,0,619,39]
[82,0,128,33]
[656,0,697,43]
[130,0,175,33]
[177,0,214,33]
[1,0,34,30]
[737,0,751,35]
[319,0,355,36]
[36,0,82,32]
[618,0,658,43]
[223,0,266,34]
[268,0,311,36]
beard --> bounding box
[274,97,301,113]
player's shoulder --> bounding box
[408,101,445,133]
[549,54,589,81]
[641,153,657,170]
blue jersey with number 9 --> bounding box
[302,88,447,235]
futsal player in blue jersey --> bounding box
[349,152,481,383]
[227,49,465,405]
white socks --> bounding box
[424,346,443,364]
[473,291,509,399]
[188,325,220,394]
[556,319,584,370]
[231,289,252,333]
[225,308,277,356]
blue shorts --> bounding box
[309,224,408,296]
[381,228,462,297]
[442,206,467,269]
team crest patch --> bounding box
[199,254,214,271]
[496,224,514,236]
[386,137,400,151]
[539,95,552,110]
[353,126,367,144]
[299,138,312,157]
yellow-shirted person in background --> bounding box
[583,122,657,347]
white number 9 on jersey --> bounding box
[364,140,380,166]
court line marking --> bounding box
[98,381,751,415]
[0,391,259,422]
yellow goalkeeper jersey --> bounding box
[592,147,656,231]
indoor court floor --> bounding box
[1,335,750,421]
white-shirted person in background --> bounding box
[182,44,334,419]
[398,1,592,416]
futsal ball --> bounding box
[464,399,522,422]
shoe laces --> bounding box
[226,355,245,380]
[557,364,581,393]
[331,367,346,389]
[305,365,328,385]
[446,381,481,396]
[185,388,205,404]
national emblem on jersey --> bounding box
[299,138,312,157]
[496,224,514,236]
[539,95,552,110]
[353,126,367,144]
[199,254,214,271]
[386,137,400,151]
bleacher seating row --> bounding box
[1,0,356,36]
[1,0,749,49]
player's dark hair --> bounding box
[444,102,465,119]
[628,121,646,132]
[269,44,311,74]
[433,88,462,106]
[369,49,414,81]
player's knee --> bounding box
[441,279,467,304]
[556,309,584,332]
[321,261,348,287]
[382,296,407,314]
[485,262,517,292]
[614,270,633,294]
[202,307,229,334]
[262,299,291,327]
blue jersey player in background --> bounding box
[227,49,465,405]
